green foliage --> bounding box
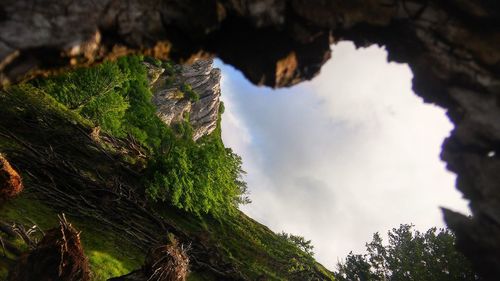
[32,56,172,152]
[278,232,315,257]
[146,123,249,218]
[337,252,374,281]
[151,204,334,281]
[88,251,129,280]
[27,57,248,218]
[161,60,178,75]
[181,83,200,102]
[145,100,249,218]
[218,101,225,114]
[116,56,174,151]
[144,56,163,67]
[0,84,332,280]
[33,62,129,136]
[0,196,143,281]
[335,224,477,281]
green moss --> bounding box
[0,194,59,229]
[0,196,143,281]
[152,203,335,281]
[3,84,92,128]
[180,83,199,102]
[88,251,129,280]
[0,266,8,280]
[161,60,178,76]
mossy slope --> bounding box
[0,62,335,281]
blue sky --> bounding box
[216,42,470,269]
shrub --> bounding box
[33,62,129,135]
[146,122,249,218]
[180,83,199,102]
[161,60,178,76]
[144,56,162,67]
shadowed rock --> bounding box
[443,209,500,281]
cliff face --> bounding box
[148,59,221,141]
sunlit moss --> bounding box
[88,251,129,281]
[0,196,143,280]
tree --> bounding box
[33,62,129,136]
[278,232,315,257]
[336,252,375,281]
[365,233,388,280]
[335,224,477,281]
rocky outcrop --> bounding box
[0,154,23,202]
[184,60,221,141]
[7,215,90,281]
[143,62,165,85]
[2,1,500,279]
[150,59,221,141]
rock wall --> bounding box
[149,59,221,141]
[187,60,222,141]
[2,1,500,279]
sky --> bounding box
[215,42,470,270]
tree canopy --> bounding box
[335,224,477,281]
[278,232,315,257]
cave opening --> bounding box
[218,41,470,268]
[2,1,499,279]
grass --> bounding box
[153,204,335,281]
[0,85,144,280]
[0,195,144,280]
[88,251,130,280]
[1,194,321,281]
[0,60,335,281]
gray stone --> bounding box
[150,59,221,141]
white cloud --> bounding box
[217,41,470,270]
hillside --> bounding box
[0,57,334,281]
